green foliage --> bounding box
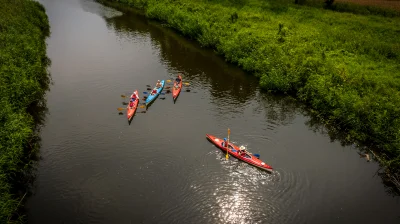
[107,0,400,175]
[0,0,50,222]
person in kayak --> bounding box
[221,138,228,147]
[129,98,135,107]
[156,80,162,88]
[238,146,247,156]
[175,76,181,84]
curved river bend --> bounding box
[27,0,399,223]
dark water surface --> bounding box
[27,0,399,223]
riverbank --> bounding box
[102,0,400,188]
[0,0,50,222]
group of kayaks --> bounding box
[125,74,273,172]
[126,75,183,121]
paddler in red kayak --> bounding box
[129,96,136,108]
[221,138,227,147]
[238,146,247,156]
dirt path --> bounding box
[336,0,400,11]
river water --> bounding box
[26,0,399,223]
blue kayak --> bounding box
[145,80,165,105]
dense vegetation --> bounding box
[104,0,400,184]
[0,0,50,222]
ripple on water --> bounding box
[160,141,310,224]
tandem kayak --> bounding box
[145,80,165,105]
[126,90,139,121]
[206,134,273,172]
[172,75,182,102]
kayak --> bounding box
[172,75,182,101]
[145,80,165,105]
[206,134,273,172]
[126,90,139,121]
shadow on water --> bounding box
[88,0,400,196]
[303,108,400,197]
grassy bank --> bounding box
[104,0,400,178]
[0,0,50,222]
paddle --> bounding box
[226,128,230,160]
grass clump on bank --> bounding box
[0,0,50,222]
[105,0,400,185]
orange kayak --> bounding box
[126,90,139,121]
[172,75,182,102]
[206,134,273,172]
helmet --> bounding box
[223,138,227,141]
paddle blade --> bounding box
[139,105,146,109]
[119,112,123,115]
[166,80,172,82]
[184,82,190,85]
[160,93,165,95]
[147,88,151,90]
[165,86,171,89]
[186,89,191,92]
[253,154,260,159]
[226,152,229,160]
[146,85,151,87]
[143,91,148,94]
[117,107,125,111]
[122,102,128,105]
[121,94,127,98]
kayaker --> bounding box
[238,146,247,156]
[129,99,134,107]
[175,77,181,84]
[156,80,162,88]
[221,138,227,147]
[151,89,157,95]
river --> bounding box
[26,0,399,223]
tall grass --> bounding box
[104,0,400,180]
[0,0,50,222]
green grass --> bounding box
[104,0,400,177]
[0,0,50,222]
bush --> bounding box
[0,0,50,222]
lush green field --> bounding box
[0,0,50,222]
[105,0,400,177]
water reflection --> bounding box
[102,6,259,105]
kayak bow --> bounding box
[206,134,273,172]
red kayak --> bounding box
[126,90,139,121]
[206,134,273,172]
[172,74,182,101]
